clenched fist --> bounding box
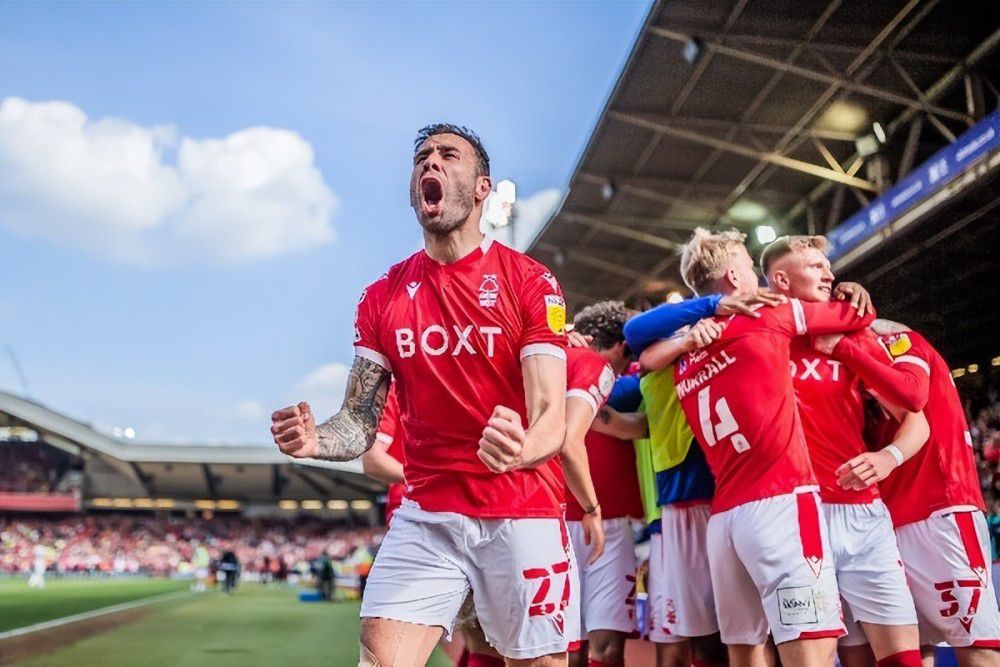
[271,402,319,459]
[478,405,527,473]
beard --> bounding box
[410,175,477,236]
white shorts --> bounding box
[360,499,581,660]
[824,500,918,646]
[648,503,718,643]
[895,508,1000,648]
[707,488,845,646]
[567,517,637,640]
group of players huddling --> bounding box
[270,125,1000,667]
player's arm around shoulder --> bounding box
[271,355,391,462]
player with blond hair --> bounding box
[761,234,925,667]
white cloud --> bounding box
[0,97,337,265]
[235,400,265,421]
[486,187,562,252]
[295,361,351,417]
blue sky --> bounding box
[0,1,650,444]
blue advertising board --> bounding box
[827,110,1000,261]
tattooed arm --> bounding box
[271,356,391,461]
[589,405,649,440]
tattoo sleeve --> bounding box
[597,407,612,424]
[313,356,391,461]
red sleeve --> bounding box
[353,276,391,370]
[761,299,875,336]
[832,330,930,412]
[517,265,567,360]
[566,351,615,417]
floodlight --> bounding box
[682,37,703,65]
[601,179,616,203]
[755,225,777,244]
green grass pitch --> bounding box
[0,577,189,632]
[3,579,452,667]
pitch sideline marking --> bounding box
[0,588,195,640]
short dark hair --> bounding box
[413,123,490,176]
[574,301,629,351]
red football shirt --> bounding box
[790,337,878,505]
[863,330,984,528]
[673,299,874,513]
[563,348,643,521]
[354,237,568,518]
[375,385,406,522]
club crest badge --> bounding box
[479,274,500,307]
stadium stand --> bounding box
[0,514,382,577]
[0,389,384,517]
[526,0,998,371]
[0,441,81,494]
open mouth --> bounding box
[420,176,444,216]
[818,285,832,296]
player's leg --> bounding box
[731,490,845,666]
[775,637,838,665]
[895,510,1000,667]
[658,633,728,667]
[576,517,635,667]
[472,516,578,665]
[655,640,691,667]
[585,629,625,666]
[455,593,504,667]
[954,647,1000,667]
[359,618,444,667]
[690,633,729,667]
[857,624,920,666]
[565,519,589,667]
[838,642,876,667]
[650,504,721,666]
[704,508,772,665]
[359,501,471,666]
[647,528,692,666]
[827,502,920,667]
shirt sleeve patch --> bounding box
[598,365,616,399]
[885,333,912,358]
[545,295,566,335]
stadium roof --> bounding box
[0,390,382,504]
[528,0,1000,365]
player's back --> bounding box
[674,306,813,512]
[870,330,984,527]
[674,299,874,513]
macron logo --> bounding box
[406,281,421,299]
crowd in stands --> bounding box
[0,442,81,494]
[0,514,383,577]
[968,392,1000,560]
[971,395,1000,500]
